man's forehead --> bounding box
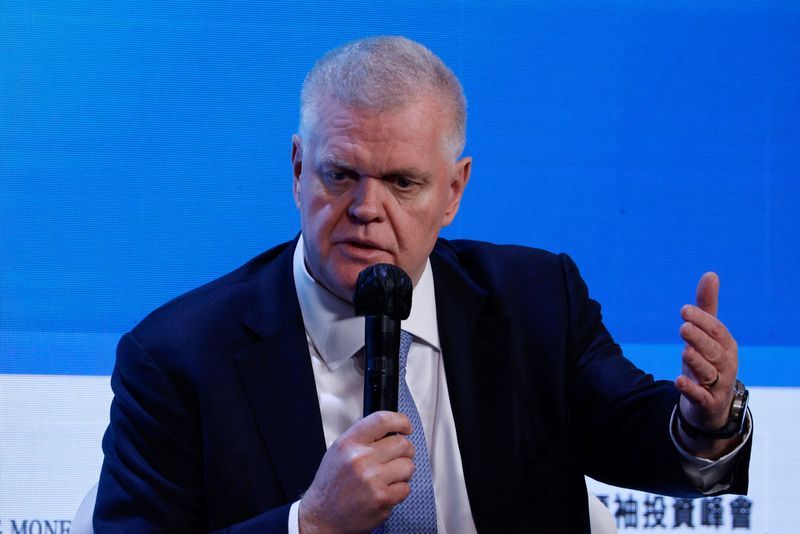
[301,93,456,166]
[311,91,450,130]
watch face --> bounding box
[729,380,749,434]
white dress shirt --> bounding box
[289,236,476,533]
[286,236,750,533]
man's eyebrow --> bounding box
[316,155,430,180]
[317,155,353,169]
[382,166,431,181]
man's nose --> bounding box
[348,176,385,223]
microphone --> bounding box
[353,263,413,417]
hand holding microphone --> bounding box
[299,264,415,533]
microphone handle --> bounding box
[363,314,401,416]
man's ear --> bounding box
[441,156,472,227]
[292,134,303,208]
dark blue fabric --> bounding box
[94,237,751,532]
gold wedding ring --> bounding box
[703,370,720,389]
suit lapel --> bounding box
[234,238,327,502]
[431,241,514,531]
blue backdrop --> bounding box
[2,1,799,385]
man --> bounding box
[95,37,751,533]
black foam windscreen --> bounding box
[353,263,412,320]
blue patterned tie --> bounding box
[376,330,438,533]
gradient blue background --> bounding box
[2,1,799,385]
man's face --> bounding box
[292,94,471,302]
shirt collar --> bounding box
[293,235,441,371]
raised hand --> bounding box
[675,272,741,457]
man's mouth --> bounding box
[336,239,390,260]
[342,239,382,249]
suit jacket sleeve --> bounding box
[558,253,751,495]
[94,332,291,533]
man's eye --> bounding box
[323,170,355,185]
[392,176,415,190]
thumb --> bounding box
[695,271,720,317]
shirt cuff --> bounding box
[288,500,301,534]
[669,407,753,494]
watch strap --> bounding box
[676,379,749,440]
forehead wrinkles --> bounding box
[315,134,380,175]
[315,125,417,176]
[314,98,393,139]
[307,96,451,177]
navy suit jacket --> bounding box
[94,237,750,533]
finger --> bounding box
[681,305,736,350]
[681,345,721,387]
[381,456,416,485]
[382,480,412,509]
[350,411,413,443]
[357,461,413,518]
[679,321,725,366]
[675,374,714,408]
[695,272,719,317]
[373,434,416,464]
[359,454,416,487]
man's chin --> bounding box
[325,253,396,297]
[315,270,360,304]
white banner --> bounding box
[587,387,800,532]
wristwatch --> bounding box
[677,379,750,440]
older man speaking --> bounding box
[95,36,751,533]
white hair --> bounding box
[299,36,467,158]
